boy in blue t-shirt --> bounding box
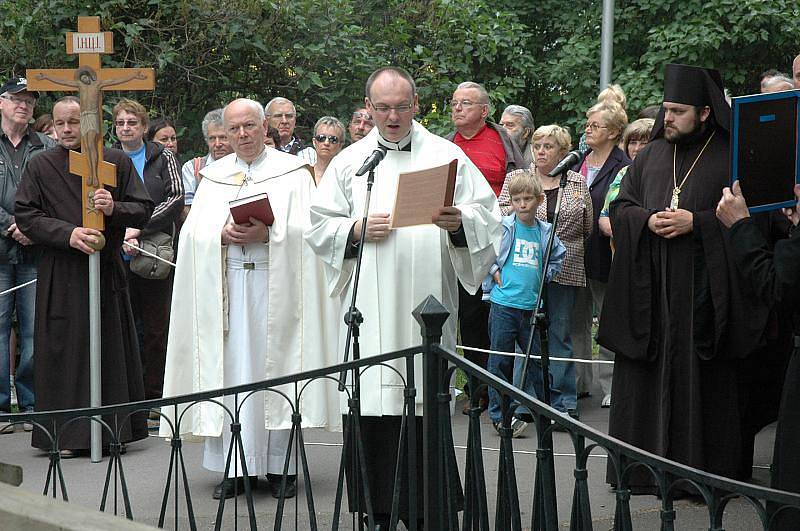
[482,170,566,436]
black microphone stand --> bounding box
[519,167,570,412]
[518,166,570,529]
[334,161,378,531]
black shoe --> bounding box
[266,473,296,499]
[212,476,258,500]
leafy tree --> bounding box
[1,0,798,156]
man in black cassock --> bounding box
[598,64,772,490]
[718,181,800,530]
[14,96,153,455]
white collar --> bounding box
[377,130,412,152]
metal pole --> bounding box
[600,0,615,89]
[89,252,102,463]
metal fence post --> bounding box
[413,295,450,531]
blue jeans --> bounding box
[0,263,36,412]
[487,302,562,423]
[539,282,577,411]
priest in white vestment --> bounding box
[305,67,501,527]
[160,98,334,500]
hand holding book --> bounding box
[229,193,274,226]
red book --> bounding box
[229,193,275,226]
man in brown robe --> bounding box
[14,96,153,455]
[598,64,771,491]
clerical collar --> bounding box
[377,132,412,152]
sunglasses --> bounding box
[314,134,340,144]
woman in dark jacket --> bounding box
[570,100,630,408]
[113,98,183,403]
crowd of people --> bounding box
[1,54,800,529]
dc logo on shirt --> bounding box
[513,240,539,268]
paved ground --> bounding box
[0,387,778,530]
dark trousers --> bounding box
[458,281,489,369]
[127,268,173,399]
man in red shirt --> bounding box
[447,81,525,413]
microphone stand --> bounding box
[520,167,570,412]
[335,160,379,530]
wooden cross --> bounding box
[26,16,155,231]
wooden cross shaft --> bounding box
[25,16,155,230]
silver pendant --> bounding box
[670,188,680,210]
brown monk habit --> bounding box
[598,117,772,488]
[15,146,153,451]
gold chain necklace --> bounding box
[670,129,715,210]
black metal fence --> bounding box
[2,294,800,530]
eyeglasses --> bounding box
[351,112,373,123]
[2,95,36,107]
[314,134,340,144]
[115,119,140,127]
[369,101,414,115]
[585,122,608,132]
[449,99,486,109]
[269,113,296,120]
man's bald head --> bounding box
[793,54,800,89]
[52,96,81,149]
[223,98,267,163]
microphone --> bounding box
[355,145,388,176]
[547,148,588,177]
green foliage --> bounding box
[1,0,798,157]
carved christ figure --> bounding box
[35,66,148,186]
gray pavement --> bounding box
[0,389,778,530]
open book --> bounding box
[229,193,275,226]
[390,159,458,228]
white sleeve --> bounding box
[304,158,357,297]
[181,159,198,205]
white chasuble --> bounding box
[160,147,337,451]
[305,122,501,418]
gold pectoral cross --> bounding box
[670,187,680,210]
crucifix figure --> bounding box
[35,66,148,188]
[24,15,155,463]
[27,15,154,231]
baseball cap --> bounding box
[0,77,39,99]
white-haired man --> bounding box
[179,108,233,220]
[761,75,794,93]
[0,77,55,429]
[265,97,304,155]
[161,98,333,500]
[446,81,525,414]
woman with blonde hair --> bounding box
[570,101,630,407]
